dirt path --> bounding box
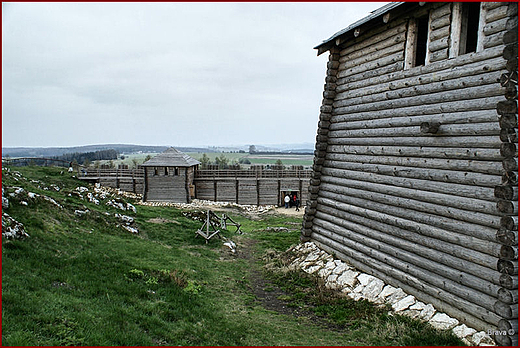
[236,238,343,331]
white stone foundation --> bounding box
[287,242,497,346]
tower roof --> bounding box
[141,147,200,167]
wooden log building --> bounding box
[141,147,200,203]
[301,2,518,345]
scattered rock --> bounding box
[76,187,89,194]
[453,324,478,339]
[115,214,134,224]
[392,294,416,312]
[429,312,459,331]
[43,196,63,209]
[121,225,139,234]
[283,241,493,346]
[2,213,29,239]
[470,331,496,346]
[223,240,237,253]
[74,209,90,217]
[87,193,99,205]
[336,269,359,288]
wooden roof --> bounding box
[141,147,200,167]
[314,2,417,55]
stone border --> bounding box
[286,242,497,346]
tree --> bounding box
[144,155,152,162]
[215,154,229,169]
[199,153,210,169]
[83,158,91,168]
[249,145,257,154]
[275,159,283,166]
[132,159,139,169]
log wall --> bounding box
[144,167,191,203]
[194,177,310,206]
[303,2,518,344]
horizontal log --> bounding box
[497,100,518,115]
[429,37,449,53]
[334,84,505,114]
[483,2,505,11]
[340,41,405,72]
[323,159,503,188]
[498,288,518,305]
[500,128,518,143]
[335,69,503,107]
[483,17,509,36]
[498,318,519,332]
[339,20,407,58]
[430,3,451,20]
[327,134,501,149]
[322,166,496,201]
[316,195,500,266]
[502,43,518,60]
[328,123,501,141]
[327,144,502,161]
[500,245,518,260]
[501,215,518,231]
[333,96,504,124]
[483,31,506,49]
[317,189,500,248]
[311,231,502,330]
[503,28,518,45]
[486,4,509,23]
[337,55,505,101]
[338,51,403,79]
[494,185,518,200]
[430,25,450,42]
[500,273,519,290]
[320,174,498,215]
[496,228,518,247]
[494,301,518,319]
[319,179,500,232]
[497,259,518,275]
[313,213,502,302]
[497,200,518,215]
[428,48,449,63]
[430,13,451,30]
[500,142,517,158]
[502,171,518,186]
[314,202,501,285]
[494,335,516,347]
[336,44,504,92]
[325,151,503,176]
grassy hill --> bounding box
[2,166,463,346]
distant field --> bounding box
[92,152,313,168]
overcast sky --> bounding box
[2,2,386,148]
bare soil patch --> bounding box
[235,238,344,331]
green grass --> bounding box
[2,166,464,346]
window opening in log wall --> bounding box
[459,2,480,55]
[450,2,483,57]
[404,14,430,69]
[414,15,429,67]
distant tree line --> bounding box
[54,149,119,165]
[199,154,244,169]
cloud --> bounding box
[2,2,387,147]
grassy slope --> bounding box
[2,166,463,346]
